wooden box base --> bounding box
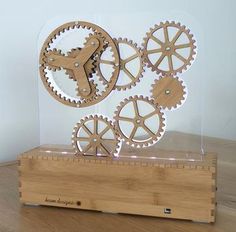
[18,145,217,223]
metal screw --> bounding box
[165,89,171,95]
[49,58,54,62]
[82,88,87,92]
[91,41,96,46]
[74,62,79,67]
[136,119,141,124]
[166,46,171,51]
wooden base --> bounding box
[18,145,217,223]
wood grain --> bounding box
[0,132,236,232]
[18,149,216,222]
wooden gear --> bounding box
[142,21,196,75]
[65,47,97,81]
[151,75,186,110]
[72,115,121,157]
[97,38,144,90]
[39,21,120,108]
[114,96,165,147]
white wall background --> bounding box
[0,0,236,162]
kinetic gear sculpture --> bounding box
[39,20,197,157]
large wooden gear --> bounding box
[39,21,120,108]
[39,20,197,157]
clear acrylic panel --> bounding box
[37,13,203,162]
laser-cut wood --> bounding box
[18,145,216,223]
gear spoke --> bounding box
[102,138,117,142]
[82,125,92,135]
[143,110,157,120]
[83,143,92,153]
[174,43,191,49]
[163,26,169,42]
[94,118,98,134]
[99,59,115,65]
[124,53,138,63]
[150,35,164,46]
[99,125,110,137]
[117,116,134,122]
[147,48,163,54]
[171,29,182,44]
[173,51,187,63]
[132,100,140,117]
[168,55,174,71]
[99,142,110,155]
[74,137,90,141]
[123,67,136,81]
[130,126,138,139]
[142,124,155,137]
[93,145,98,155]
[154,54,165,67]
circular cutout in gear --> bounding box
[142,21,196,75]
[39,21,120,108]
[151,75,186,110]
[114,96,165,148]
[72,115,121,157]
[97,38,144,91]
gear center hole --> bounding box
[165,46,171,51]
[165,89,171,95]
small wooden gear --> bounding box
[151,75,186,110]
[72,115,121,157]
[39,21,120,108]
[142,21,196,75]
[97,38,144,90]
[114,96,165,147]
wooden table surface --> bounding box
[0,132,236,232]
